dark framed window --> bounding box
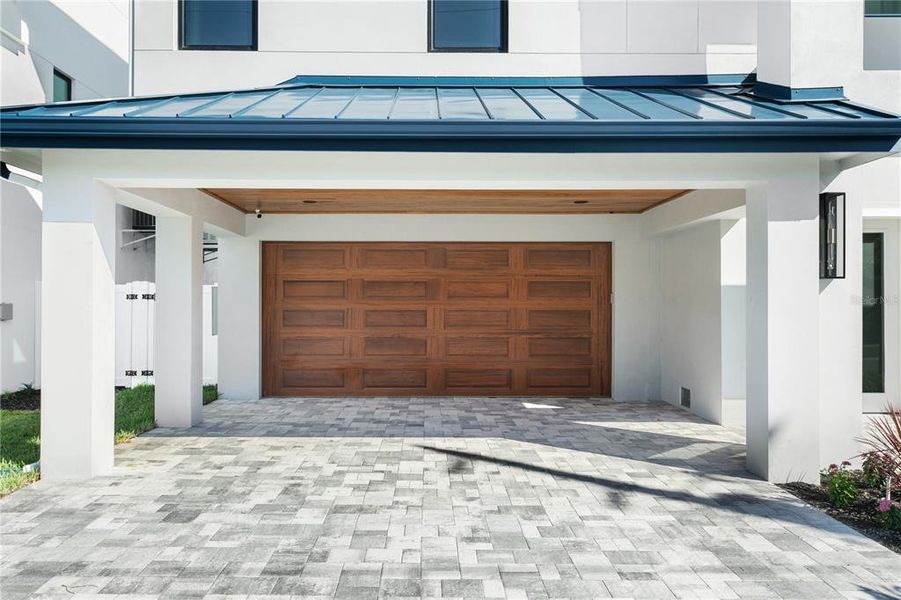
[429,0,507,52]
[52,69,72,102]
[180,0,257,50]
[865,0,901,16]
[863,232,885,393]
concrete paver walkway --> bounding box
[2,397,900,599]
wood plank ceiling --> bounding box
[201,188,692,214]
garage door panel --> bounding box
[526,367,594,390]
[283,367,347,389]
[446,280,513,299]
[445,368,512,390]
[282,337,348,357]
[362,279,436,300]
[526,309,593,331]
[526,280,593,299]
[527,337,593,359]
[445,248,511,270]
[362,336,429,357]
[525,247,594,269]
[282,308,349,329]
[445,309,512,330]
[445,337,512,358]
[280,246,349,270]
[363,308,429,328]
[263,242,611,397]
[283,279,348,299]
[359,247,431,269]
[362,368,429,389]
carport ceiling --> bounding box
[200,188,692,214]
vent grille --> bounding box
[680,387,691,408]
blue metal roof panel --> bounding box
[2,75,899,153]
[390,88,440,119]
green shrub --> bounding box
[821,462,857,509]
[862,452,895,490]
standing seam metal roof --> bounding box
[2,75,899,153]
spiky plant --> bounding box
[860,405,901,500]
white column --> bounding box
[757,0,860,90]
[41,177,116,480]
[818,194,863,465]
[154,215,203,427]
[218,235,261,400]
[746,169,821,483]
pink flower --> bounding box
[877,498,892,513]
[829,463,838,470]
[841,460,852,467]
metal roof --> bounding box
[2,75,900,153]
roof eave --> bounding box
[2,118,900,153]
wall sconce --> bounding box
[819,192,846,279]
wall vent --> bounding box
[680,387,691,408]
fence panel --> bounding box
[115,282,217,388]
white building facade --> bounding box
[0,0,130,393]
[1,0,899,484]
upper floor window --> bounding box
[180,0,257,50]
[52,69,72,102]
[865,0,901,15]
[429,0,507,52]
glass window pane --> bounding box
[183,0,255,48]
[865,0,901,16]
[432,0,503,50]
[863,233,885,393]
[53,70,71,102]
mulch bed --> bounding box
[779,482,901,554]
[0,388,40,411]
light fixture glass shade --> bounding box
[819,192,846,279]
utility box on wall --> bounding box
[0,303,12,322]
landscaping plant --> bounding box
[821,461,857,509]
[859,405,901,529]
[876,497,901,531]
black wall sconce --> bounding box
[819,192,846,279]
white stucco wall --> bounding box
[0,181,43,393]
[1,0,131,395]
[1,0,130,106]
[658,220,723,424]
[721,218,746,402]
[133,0,757,94]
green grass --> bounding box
[0,410,41,497]
[1,384,219,493]
[114,384,157,443]
[114,384,220,443]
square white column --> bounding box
[217,236,261,400]
[746,170,821,482]
[41,177,117,480]
[818,194,863,465]
[154,215,203,427]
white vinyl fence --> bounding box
[115,282,218,388]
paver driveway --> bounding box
[2,397,900,599]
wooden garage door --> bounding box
[262,243,611,397]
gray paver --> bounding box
[2,396,900,599]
